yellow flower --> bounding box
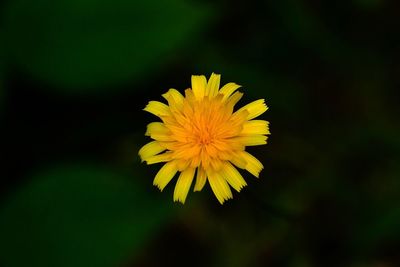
[139,73,270,204]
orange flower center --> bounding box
[160,90,248,171]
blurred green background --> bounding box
[1,0,400,266]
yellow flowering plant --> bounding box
[139,73,269,204]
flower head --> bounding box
[139,73,270,204]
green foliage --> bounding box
[1,0,399,266]
[0,164,173,267]
[2,0,209,92]
[269,0,354,65]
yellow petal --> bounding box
[238,151,264,177]
[191,75,207,99]
[206,73,221,98]
[143,101,170,117]
[237,99,268,120]
[149,133,174,142]
[200,149,210,170]
[209,157,223,172]
[219,82,241,101]
[194,167,207,192]
[222,138,245,152]
[174,144,201,160]
[230,152,247,169]
[153,161,178,191]
[240,120,270,135]
[233,135,268,146]
[184,88,196,103]
[207,170,233,204]
[190,155,201,168]
[223,91,243,116]
[162,88,184,109]
[145,152,173,165]
[220,162,247,192]
[173,167,195,204]
[145,122,174,141]
[182,91,194,119]
[138,141,165,162]
[228,109,249,128]
[176,158,191,172]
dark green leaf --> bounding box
[0,164,173,267]
[3,0,209,91]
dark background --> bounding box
[1,0,400,266]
